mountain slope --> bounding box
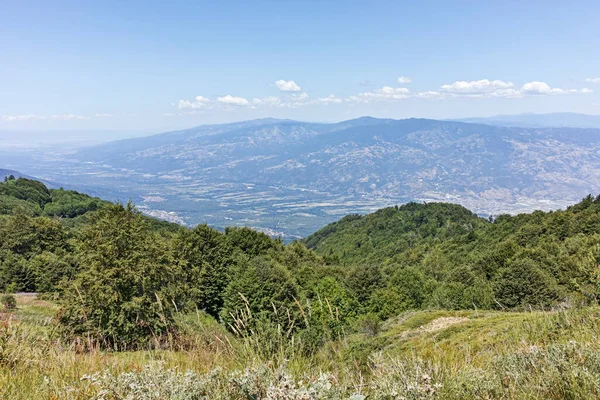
[20,117,600,237]
[1,169,36,181]
[303,194,600,309]
[303,202,487,264]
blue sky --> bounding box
[1,0,600,132]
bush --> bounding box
[493,258,562,309]
[354,313,381,336]
[220,256,301,334]
[367,287,412,319]
[1,294,16,310]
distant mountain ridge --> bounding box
[1,168,34,180]
[456,112,600,129]
[19,116,600,238]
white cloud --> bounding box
[440,79,515,96]
[292,92,309,101]
[585,77,600,84]
[2,114,46,122]
[95,113,115,117]
[217,95,251,106]
[397,76,412,84]
[434,79,590,98]
[521,81,555,94]
[521,81,591,95]
[314,94,343,105]
[415,91,443,100]
[275,80,302,92]
[167,77,593,116]
[51,114,89,120]
[178,96,210,109]
[380,87,410,95]
[3,114,90,121]
[251,96,282,107]
[352,86,411,102]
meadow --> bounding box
[3,294,600,399]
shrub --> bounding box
[220,256,301,333]
[354,313,381,337]
[493,258,562,309]
[1,294,16,310]
[367,287,412,319]
[69,364,349,400]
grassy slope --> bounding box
[3,295,600,399]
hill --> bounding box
[304,196,600,309]
[0,169,31,180]
[17,117,600,238]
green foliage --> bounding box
[0,196,41,216]
[354,313,381,336]
[173,224,234,317]
[0,211,69,292]
[225,226,283,257]
[306,196,600,311]
[1,294,16,310]
[220,256,301,332]
[346,264,385,305]
[493,258,562,309]
[58,203,185,349]
[0,178,51,208]
[304,202,485,264]
[5,175,600,358]
[367,287,413,319]
[43,188,105,218]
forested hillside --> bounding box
[3,175,600,352]
[0,176,182,293]
[4,177,600,398]
[304,197,600,311]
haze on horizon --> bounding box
[2,1,600,138]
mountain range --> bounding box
[8,116,600,238]
[457,112,600,129]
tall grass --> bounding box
[3,295,600,399]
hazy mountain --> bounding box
[0,169,32,180]
[0,129,157,149]
[16,117,600,238]
[457,112,600,129]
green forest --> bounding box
[4,176,600,398]
[2,176,600,347]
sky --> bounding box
[1,0,600,133]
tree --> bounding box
[220,256,300,332]
[173,224,234,317]
[390,266,431,309]
[367,287,412,319]
[346,264,384,305]
[493,258,561,309]
[58,202,184,349]
[225,227,282,257]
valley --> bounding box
[4,117,600,238]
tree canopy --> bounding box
[4,177,600,350]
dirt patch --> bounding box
[401,316,469,339]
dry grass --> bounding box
[3,295,600,399]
